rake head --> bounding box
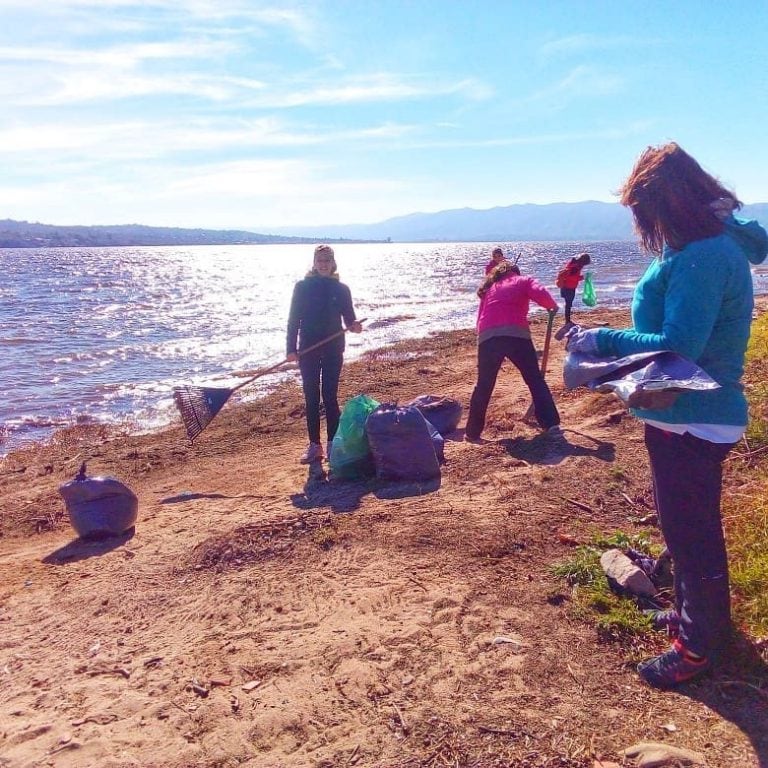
[173,385,233,442]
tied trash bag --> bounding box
[58,462,138,539]
[563,349,720,409]
[406,394,463,436]
[582,271,596,307]
[330,394,380,479]
[366,404,441,482]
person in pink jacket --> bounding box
[464,261,560,441]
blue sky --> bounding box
[2,1,767,231]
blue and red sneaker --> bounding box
[638,639,710,689]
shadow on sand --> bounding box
[42,527,136,565]
[290,459,441,513]
[500,426,615,466]
[159,492,260,504]
[673,631,768,767]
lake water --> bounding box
[2,240,767,454]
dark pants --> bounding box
[299,347,343,443]
[644,425,735,659]
[560,287,576,323]
[465,336,560,437]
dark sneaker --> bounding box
[643,608,681,637]
[637,640,710,689]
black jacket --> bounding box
[286,275,356,355]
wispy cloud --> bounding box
[0,118,419,161]
[397,121,655,150]
[518,65,623,112]
[540,33,662,57]
[241,76,493,109]
[0,40,234,66]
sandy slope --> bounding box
[1,303,767,768]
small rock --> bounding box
[600,549,657,598]
[241,680,260,692]
[492,636,522,649]
[621,741,706,767]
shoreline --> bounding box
[3,294,768,465]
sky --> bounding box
[2,1,767,232]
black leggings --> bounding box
[299,347,344,443]
[560,287,576,323]
[465,336,560,437]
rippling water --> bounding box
[2,241,766,453]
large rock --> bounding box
[599,549,657,598]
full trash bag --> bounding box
[366,404,441,482]
[563,349,720,409]
[58,462,138,538]
[406,394,463,436]
[582,271,597,307]
[330,394,380,479]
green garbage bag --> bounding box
[582,271,597,307]
[329,394,380,479]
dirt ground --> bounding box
[1,302,767,768]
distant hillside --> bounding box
[266,201,768,243]
[0,220,377,249]
[3,201,767,247]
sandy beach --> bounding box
[1,301,767,768]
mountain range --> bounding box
[2,201,767,247]
[268,201,768,242]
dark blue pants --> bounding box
[465,336,560,438]
[299,347,343,443]
[644,425,735,658]
[560,287,576,323]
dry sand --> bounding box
[1,303,767,768]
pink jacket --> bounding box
[477,274,558,338]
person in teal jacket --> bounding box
[568,142,768,689]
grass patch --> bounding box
[551,531,656,641]
[725,311,768,636]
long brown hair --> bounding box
[618,142,741,254]
[477,260,520,298]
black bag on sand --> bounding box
[405,394,463,436]
[366,404,441,481]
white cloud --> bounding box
[540,34,661,57]
[520,66,623,111]
[241,75,493,109]
[0,118,419,163]
[0,40,234,66]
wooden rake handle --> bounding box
[539,309,556,375]
[230,318,367,394]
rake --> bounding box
[173,321,365,443]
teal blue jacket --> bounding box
[594,216,768,426]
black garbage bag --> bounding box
[366,404,441,481]
[405,394,463,436]
[58,462,138,539]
